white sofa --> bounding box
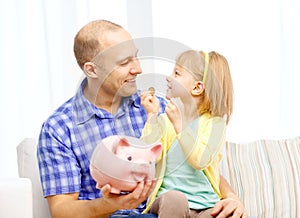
[11,136,300,218]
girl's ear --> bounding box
[191,81,205,96]
[83,62,98,79]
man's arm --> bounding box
[211,175,248,218]
[47,193,113,218]
[47,181,156,218]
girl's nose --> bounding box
[166,75,172,82]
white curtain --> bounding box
[0,0,128,178]
[0,0,299,178]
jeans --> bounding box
[110,213,157,218]
[128,214,157,218]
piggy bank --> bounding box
[90,135,162,194]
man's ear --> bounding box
[191,81,205,96]
[83,62,98,79]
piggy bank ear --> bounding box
[112,137,130,154]
[119,138,129,147]
[150,143,162,159]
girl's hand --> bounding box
[211,196,248,218]
[140,87,159,116]
[165,98,184,134]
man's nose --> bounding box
[129,58,142,74]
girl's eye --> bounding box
[127,156,132,161]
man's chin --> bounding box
[119,87,137,97]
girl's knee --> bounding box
[162,190,188,203]
[153,191,190,217]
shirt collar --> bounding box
[73,78,141,125]
[124,90,141,109]
[73,78,96,124]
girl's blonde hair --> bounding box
[176,50,233,124]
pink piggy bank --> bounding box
[90,135,162,194]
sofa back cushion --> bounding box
[17,138,52,218]
[222,137,300,218]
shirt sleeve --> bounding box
[177,114,226,170]
[37,120,81,197]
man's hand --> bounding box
[101,179,157,211]
[210,195,248,218]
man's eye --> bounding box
[120,60,129,65]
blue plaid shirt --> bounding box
[37,78,166,217]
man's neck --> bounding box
[84,83,122,115]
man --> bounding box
[37,19,247,218]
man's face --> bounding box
[93,30,142,98]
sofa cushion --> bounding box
[223,137,300,218]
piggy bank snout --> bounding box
[132,162,150,173]
[131,163,153,181]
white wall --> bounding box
[280,0,300,139]
[148,0,299,142]
[132,0,300,142]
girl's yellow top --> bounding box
[141,113,226,213]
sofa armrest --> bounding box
[17,138,51,218]
[0,178,33,218]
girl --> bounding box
[140,50,233,218]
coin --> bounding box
[148,87,155,94]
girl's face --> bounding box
[166,65,196,100]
